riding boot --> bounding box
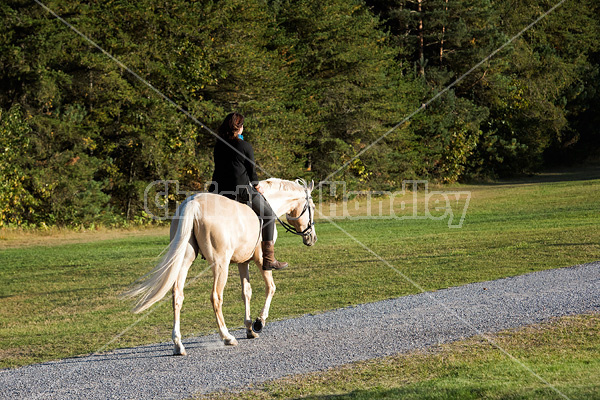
[261,241,288,271]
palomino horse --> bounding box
[124,178,317,355]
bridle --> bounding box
[276,189,314,238]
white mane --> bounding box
[261,178,307,193]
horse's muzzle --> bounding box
[303,233,317,246]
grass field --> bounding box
[1,168,599,370]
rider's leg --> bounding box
[248,188,288,271]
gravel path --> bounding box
[2,262,599,399]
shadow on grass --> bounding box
[290,385,575,400]
[478,166,600,186]
[290,386,485,400]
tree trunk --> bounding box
[440,0,448,64]
[418,0,425,76]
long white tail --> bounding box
[123,197,200,313]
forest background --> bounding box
[1,0,599,227]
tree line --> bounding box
[1,0,599,226]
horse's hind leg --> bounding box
[238,262,258,339]
[172,243,196,356]
[211,258,238,346]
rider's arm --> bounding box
[243,142,260,188]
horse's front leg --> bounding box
[238,262,258,339]
[252,269,276,333]
[211,259,238,346]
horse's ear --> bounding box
[308,180,314,192]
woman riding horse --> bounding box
[208,112,288,271]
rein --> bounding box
[266,189,314,238]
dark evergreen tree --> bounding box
[0,0,599,225]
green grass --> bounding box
[198,313,600,400]
[1,169,599,369]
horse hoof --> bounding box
[173,347,187,356]
[224,337,238,346]
[247,329,259,339]
[252,318,263,333]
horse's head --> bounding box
[286,180,317,246]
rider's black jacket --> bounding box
[209,137,258,196]
[208,137,276,241]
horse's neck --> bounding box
[262,187,303,217]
